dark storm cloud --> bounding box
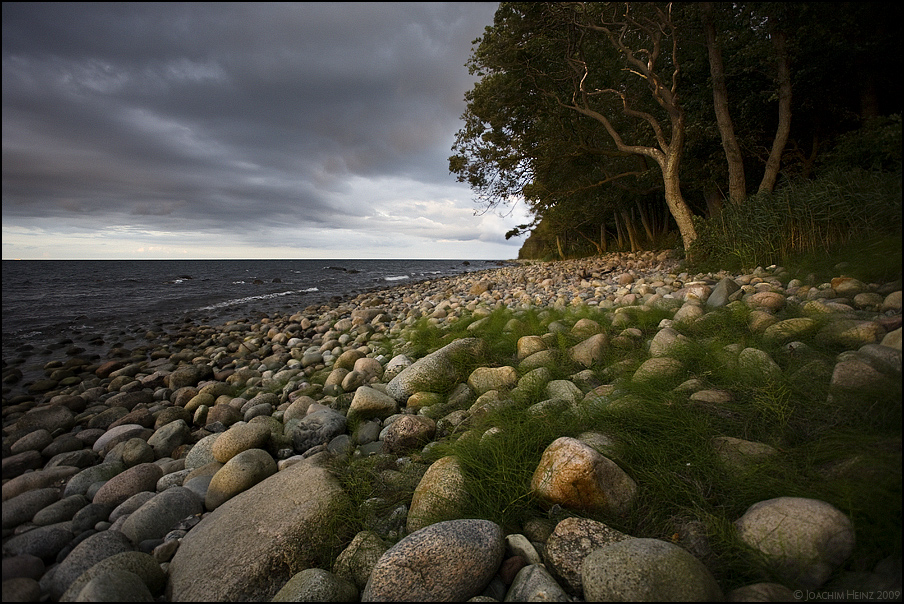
[2,2,505,255]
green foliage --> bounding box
[819,115,903,174]
[402,301,901,588]
[688,170,902,272]
[455,2,902,260]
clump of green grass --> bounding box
[688,169,902,274]
[323,286,900,589]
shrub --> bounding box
[689,170,902,272]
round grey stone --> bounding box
[32,494,90,526]
[581,537,723,601]
[50,529,134,600]
[2,487,60,530]
[734,496,855,589]
[121,487,203,544]
[72,569,154,602]
[272,568,358,602]
[205,448,277,510]
[362,519,504,602]
[60,551,165,602]
[92,463,163,507]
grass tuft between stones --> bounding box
[317,265,900,591]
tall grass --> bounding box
[690,170,902,274]
[323,258,901,589]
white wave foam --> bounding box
[197,288,318,311]
[384,275,410,281]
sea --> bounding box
[1,259,501,375]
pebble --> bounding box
[2,251,900,601]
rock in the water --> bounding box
[362,519,504,602]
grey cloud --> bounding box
[3,2,502,257]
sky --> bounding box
[2,2,532,260]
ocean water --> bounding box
[1,259,497,366]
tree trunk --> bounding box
[621,209,640,252]
[614,212,626,249]
[759,29,792,193]
[663,159,697,252]
[637,200,655,243]
[705,188,724,219]
[600,223,607,253]
[556,234,565,260]
[702,2,746,204]
[574,228,603,255]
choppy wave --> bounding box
[384,275,410,281]
[197,288,318,311]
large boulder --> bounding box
[167,457,350,602]
[407,456,469,533]
[581,538,723,601]
[362,519,504,602]
[734,496,855,589]
[205,448,277,511]
[386,338,487,403]
[290,407,348,454]
[531,437,637,516]
[49,530,134,600]
[545,517,630,595]
[121,487,203,544]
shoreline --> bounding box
[2,249,901,601]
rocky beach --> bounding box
[2,250,902,602]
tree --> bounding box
[451,2,698,252]
[561,2,698,250]
[700,2,745,204]
[452,2,902,259]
